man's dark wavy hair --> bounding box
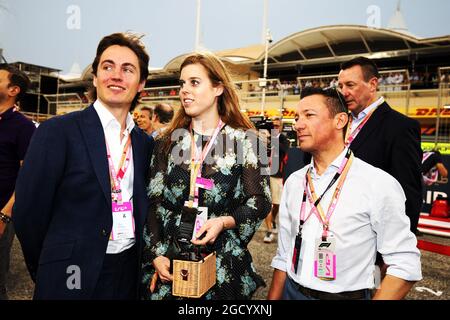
[300,86,348,117]
[0,64,31,102]
[341,56,380,81]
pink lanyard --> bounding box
[304,150,353,240]
[344,106,379,147]
[187,119,224,207]
[191,119,224,164]
[105,135,132,204]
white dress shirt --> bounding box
[94,100,135,254]
[350,97,384,132]
[271,148,422,293]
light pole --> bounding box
[195,0,201,51]
[0,48,7,63]
[260,28,272,116]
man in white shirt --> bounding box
[13,33,154,299]
[267,87,421,300]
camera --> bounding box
[166,205,209,266]
[178,205,198,244]
[249,116,274,131]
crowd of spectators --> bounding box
[409,71,447,89]
[378,72,407,91]
[78,70,450,104]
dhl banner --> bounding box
[422,142,450,155]
[410,107,450,118]
[244,106,450,119]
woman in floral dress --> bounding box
[141,52,271,300]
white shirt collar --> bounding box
[352,96,384,121]
[309,147,348,179]
[93,99,135,133]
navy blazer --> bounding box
[349,101,423,232]
[13,105,153,299]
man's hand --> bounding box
[0,221,6,239]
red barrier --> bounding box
[417,240,450,256]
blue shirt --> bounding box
[0,107,35,207]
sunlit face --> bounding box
[0,70,17,106]
[179,63,223,119]
[338,65,378,116]
[137,109,152,133]
[293,94,342,153]
[93,45,145,110]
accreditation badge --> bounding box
[192,207,208,240]
[110,201,135,240]
[195,177,214,190]
[314,235,337,280]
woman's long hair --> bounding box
[161,52,255,151]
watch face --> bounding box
[0,212,11,223]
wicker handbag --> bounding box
[172,251,216,298]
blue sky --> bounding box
[1,0,449,74]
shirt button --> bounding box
[101,229,108,237]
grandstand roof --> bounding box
[253,25,450,68]
[154,44,265,76]
[9,61,61,74]
[75,24,450,81]
[215,44,265,62]
[156,25,450,74]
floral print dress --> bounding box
[141,125,272,300]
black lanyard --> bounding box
[311,148,351,207]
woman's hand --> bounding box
[191,217,227,246]
[152,256,173,283]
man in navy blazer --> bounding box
[338,57,423,233]
[13,33,154,299]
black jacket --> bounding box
[349,101,423,232]
[13,105,153,299]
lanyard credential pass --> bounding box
[106,135,135,240]
[344,98,384,147]
[291,149,353,277]
[186,119,224,208]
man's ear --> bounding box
[138,80,146,92]
[336,112,349,130]
[368,76,378,93]
[93,75,98,88]
[8,85,20,98]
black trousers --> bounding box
[0,223,15,300]
[92,245,138,300]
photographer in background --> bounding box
[263,117,290,243]
[422,149,448,185]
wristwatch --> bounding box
[0,212,12,224]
